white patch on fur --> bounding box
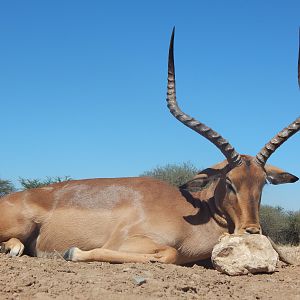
[55,184,143,210]
[54,184,146,241]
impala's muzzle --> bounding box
[234,224,261,235]
[244,226,261,234]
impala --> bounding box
[0,29,299,265]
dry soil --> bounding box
[0,246,299,300]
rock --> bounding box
[133,276,147,286]
[211,234,279,276]
[122,267,132,272]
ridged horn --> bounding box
[256,29,300,165]
[166,27,242,167]
[255,117,300,165]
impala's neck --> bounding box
[205,198,228,228]
[176,189,230,264]
[181,177,229,228]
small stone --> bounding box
[211,234,278,276]
[122,268,132,272]
[133,276,147,286]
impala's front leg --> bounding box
[1,238,25,257]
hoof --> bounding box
[63,247,76,261]
[0,243,6,254]
[1,240,24,257]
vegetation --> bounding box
[0,179,16,197]
[260,206,300,245]
[0,176,72,196]
[140,162,198,187]
[18,176,72,190]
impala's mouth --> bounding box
[244,226,261,234]
[235,225,261,235]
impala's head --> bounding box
[211,156,298,234]
[167,28,300,234]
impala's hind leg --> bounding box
[64,246,178,264]
[1,238,25,257]
[64,236,178,264]
[0,195,37,257]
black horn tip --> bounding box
[170,27,175,47]
[168,27,176,74]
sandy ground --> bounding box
[0,247,299,300]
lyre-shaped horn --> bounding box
[166,28,242,167]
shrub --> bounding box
[260,205,289,244]
[19,176,72,190]
[140,162,198,187]
[0,179,16,197]
[284,210,300,245]
[260,205,300,245]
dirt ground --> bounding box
[0,246,299,300]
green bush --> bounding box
[140,162,198,187]
[260,205,300,245]
[0,179,16,197]
[260,205,289,244]
[19,176,72,190]
[283,210,300,245]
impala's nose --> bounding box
[245,227,261,234]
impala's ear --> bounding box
[180,166,227,192]
[180,177,214,192]
[265,165,299,185]
[180,172,220,192]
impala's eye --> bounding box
[226,179,236,194]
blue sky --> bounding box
[0,1,299,210]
